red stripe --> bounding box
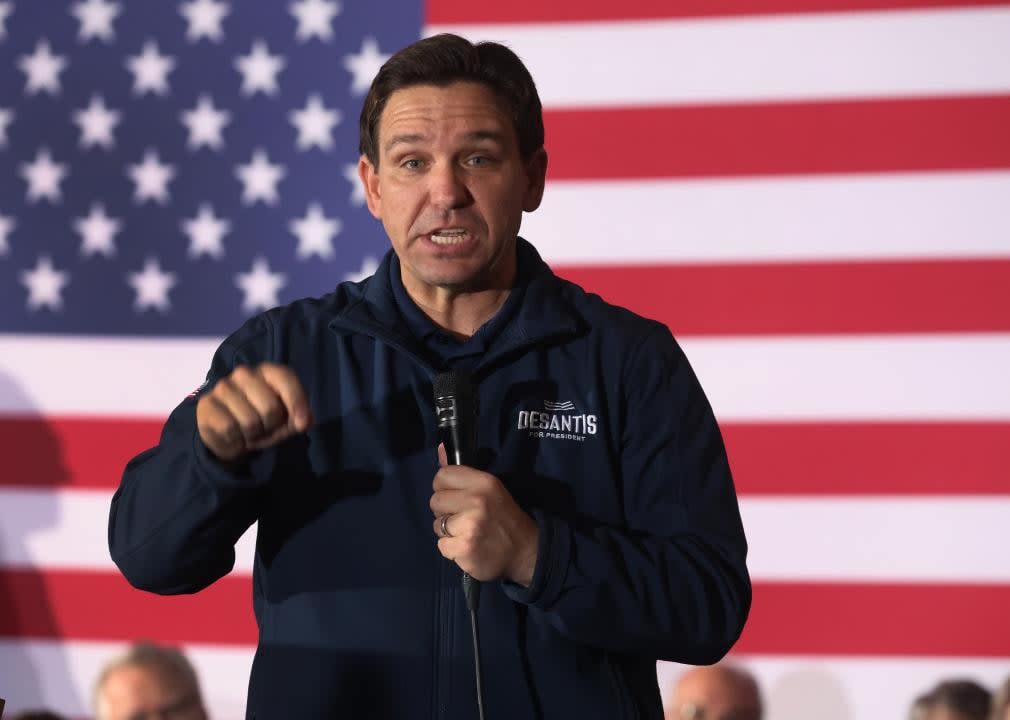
[554,259,1010,335]
[0,416,162,489]
[545,97,1010,179]
[723,422,1010,495]
[3,418,1008,495]
[0,570,256,646]
[736,581,1010,656]
[427,0,1007,23]
[3,571,1008,656]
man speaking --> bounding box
[109,33,751,719]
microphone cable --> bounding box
[434,370,486,720]
[462,572,486,720]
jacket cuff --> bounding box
[502,508,571,609]
[191,427,255,490]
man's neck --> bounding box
[404,280,512,341]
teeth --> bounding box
[430,230,468,245]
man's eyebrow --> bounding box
[464,130,506,144]
[384,133,426,153]
[383,130,506,154]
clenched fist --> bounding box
[196,363,312,463]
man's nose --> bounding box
[428,163,471,209]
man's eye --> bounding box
[467,156,491,167]
[402,159,423,170]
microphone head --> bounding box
[433,370,474,401]
[433,370,476,428]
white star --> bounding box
[73,95,120,149]
[180,0,229,42]
[344,255,378,282]
[182,204,230,259]
[126,40,175,96]
[20,148,68,204]
[180,94,230,150]
[127,258,177,312]
[0,3,13,41]
[21,256,69,311]
[290,203,341,260]
[236,257,286,312]
[235,148,285,205]
[289,94,340,151]
[127,149,175,204]
[19,40,68,96]
[0,214,14,256]
[343,36,389,95]
[0,108,12,147]
[74,203,121,257]
[70,0,120,43]
[290,0,340,43]
[343,162,365,206]
[234,40,285,97]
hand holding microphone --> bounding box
[430,443,539,586]
[430,371,538,587]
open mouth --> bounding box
[428,228,471,246]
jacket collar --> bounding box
[328,238,585,376]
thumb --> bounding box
[437,442,448,468]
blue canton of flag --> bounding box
[0,0,422,336]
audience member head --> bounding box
[991,676,1010,720]
[667,663,763,720]
[93,641,207,720]
[909,679,991,720]
[11,712,67,720]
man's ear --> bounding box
[522,148,548,212]
[358,155,382,219]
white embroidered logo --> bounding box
[518,400,597,442]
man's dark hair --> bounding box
[358,33,544,166]
[912,679,992,720]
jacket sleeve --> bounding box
[502,325,751,663]
[108,318,274,595]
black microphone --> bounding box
[432,370,481,610]
[433,370,486,720]
[434,369,477,467]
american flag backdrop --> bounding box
[1,0,1008,717]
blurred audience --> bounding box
[92,641,207,720]
[666,663,762,720]
[992,676,1010,720]
[909,679,991,720]
[10,712,67,720]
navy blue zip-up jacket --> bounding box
[109,239,750,719]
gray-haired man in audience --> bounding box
[93,642,207,720]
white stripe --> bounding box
[0,334,219,416]
[681,334,1010,421]
[6,490,1009,582]
[3,334,1010,419]
[657,656,1010,720]
[427,8,1010,106]
[524,171,1010,264]
[3,638,1008,720]
[0,638,252,719]
[742,497,1010,582]
[0,488,257,574]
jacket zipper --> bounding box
[432,557,442,720]
[604,653,637,720]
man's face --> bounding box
[96,665,205,720]
[359,81,547,295]
[669,668,761,720]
